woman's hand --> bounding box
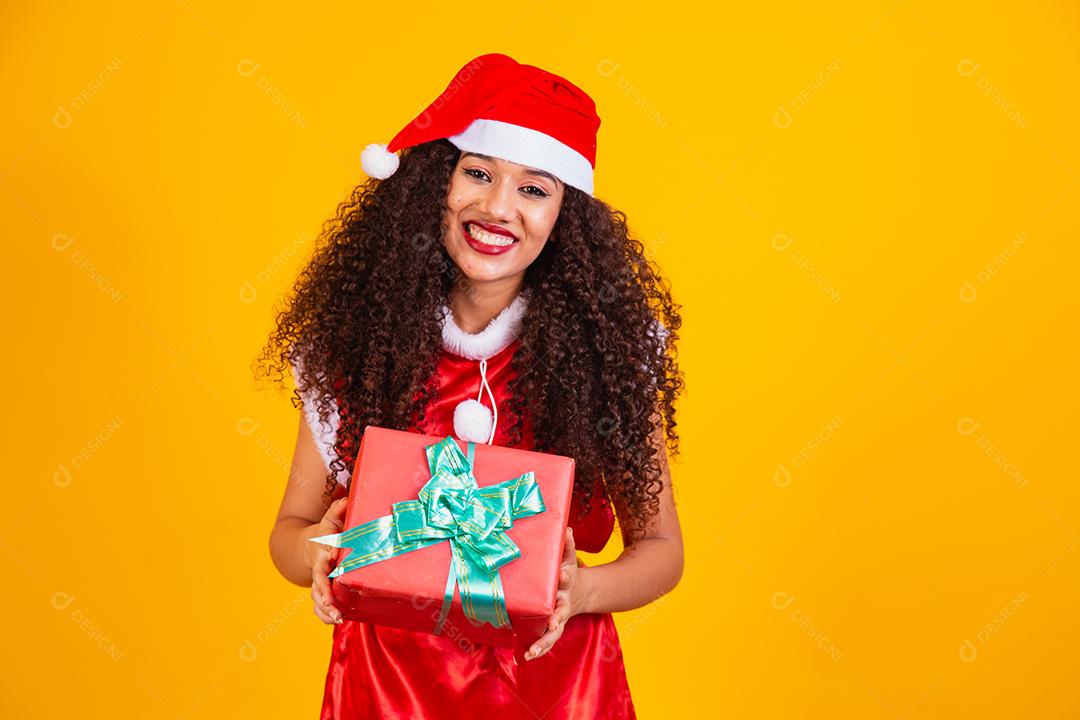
[525,526,588,660]
[308,497,348,625]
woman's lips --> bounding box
[470,220,517,239]
[462,222,518,255]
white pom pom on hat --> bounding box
[360,143,400,180]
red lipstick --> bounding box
[462,222,518,255]
[469,221,517,239]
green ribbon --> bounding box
[309,435,546,634]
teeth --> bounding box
[467,223,516,246]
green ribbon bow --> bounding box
[309,435,546,634]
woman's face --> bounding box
[443,151,565,285]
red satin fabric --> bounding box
[320,340,637,719]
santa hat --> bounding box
[360,52,601,196]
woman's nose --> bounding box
[477,177,517,221]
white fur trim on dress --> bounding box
[289,354,351,487]
[440,289,530,360]
[447,119,594,196]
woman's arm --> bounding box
[524,419,683,659]
[268,412,347,586]
[577,420,684,614]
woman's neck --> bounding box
[448,277,525,334]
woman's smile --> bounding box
[461,221,520,255]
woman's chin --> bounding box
[457,266,515,285]
[446,248,519,283]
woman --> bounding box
[259,53,685,719]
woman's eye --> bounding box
[463,168,549,198]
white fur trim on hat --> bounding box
[446,119,594,196]
[440,289,530,360]
[361,142,400,179]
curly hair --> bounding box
[253,139,684,542]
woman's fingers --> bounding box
[528,592,572,659]
[311,548,342,623]
[523,528,578,659]
[312,553,331,599]
[526,620,565,660]
[562,526,575,561]
[307,498,349,625]
[552,592,572,628]
[325,497,348,528]
[310,582,336,624]
[547,587,572,630]
[313,581,341,623]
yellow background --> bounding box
[3,1,1077,717]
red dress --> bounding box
[319,339,637,719]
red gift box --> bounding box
[321,425,574,649]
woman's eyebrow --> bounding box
[462,152,561,186]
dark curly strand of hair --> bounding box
[253,138,684,542]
